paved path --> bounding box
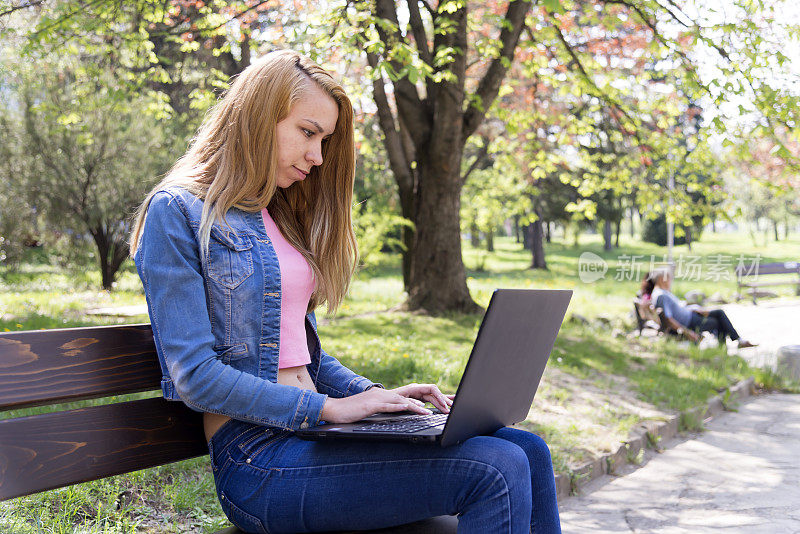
[722,299,800,369]
[559,393,800,533]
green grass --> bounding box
[0,457,226,533]
[2,229,798,532]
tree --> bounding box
[459,129,520,254]
[9,0,800,311]
[0,1,303,288]
[0,87,40,268]
[324,0,531,313]
[0,51,182,288]
[725,130,800,245]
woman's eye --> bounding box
[302,128,314,137]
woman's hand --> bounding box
[320,387,435,424]
[685,329,701,343]
[390,383,454,414]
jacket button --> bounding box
[300,421,309,429]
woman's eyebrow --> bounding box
[303,118,333,137]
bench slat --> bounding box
[0,325,162,411]
[0,397,206,501]
[740,280,800,288]
[735,262,800,277]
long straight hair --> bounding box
[129,50,358,313]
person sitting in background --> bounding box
[638,275,655,305]
[648,269,757,348]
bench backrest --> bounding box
[633,299,660,324]
[0,325,206,501]
[734,261,800,278]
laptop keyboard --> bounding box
[351,413,448,433]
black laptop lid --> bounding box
[440,289,572,447]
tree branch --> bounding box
[365,50,415,197]
[460,135,490,187]
[29,0,108,40]
[540,17,645,146]
[0,0,45,18]
[406,0,432,65]
[462,0,531,140]
[654,0,691,28]
[374,0,428,147]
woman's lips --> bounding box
[293,166,308,180]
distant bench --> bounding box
[0,324,456,533]
[735,261,800,304]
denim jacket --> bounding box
[134,186,379,431]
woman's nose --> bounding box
[306,142,323,166]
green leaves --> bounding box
[542,0,565,15]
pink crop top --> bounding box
[261,208,316,369]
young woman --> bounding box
[648,269,756,347]
[129,49,561,533]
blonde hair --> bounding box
[129,49,358,313]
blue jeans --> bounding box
[209,418,562,533]
[688,309,740,342]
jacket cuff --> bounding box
[292,389,329,429]
[346,376,383,396]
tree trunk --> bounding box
[470,222,480,247]
[773,219,780,241]
[529,221,547,269]
[629,208,635,238]
[685,226,692,251]
[522,218,531,249]
[405,150,479,314]
[513,215,521,243]
[614,219,621,248]
[486,227,494,252]
[545,221,551,243]
[365,0,530,314]
[603,219,613,251]
[401,225,413,289]
[90,226,128,291]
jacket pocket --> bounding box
[207,225,254,289]
[213,342,249,364]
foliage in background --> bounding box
[352,202,413,272]
[0,46,185,288]
[1,0,799,308]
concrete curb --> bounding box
[554,376,757,500]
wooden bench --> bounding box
[632,298,692,341]
[735,261,800,304]
[0,324,457,533]
[633,298,671,336]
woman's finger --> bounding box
[425,385,451,411]
[421,392,450,414]
[379,403,414,413]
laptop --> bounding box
[295,288,572,447]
